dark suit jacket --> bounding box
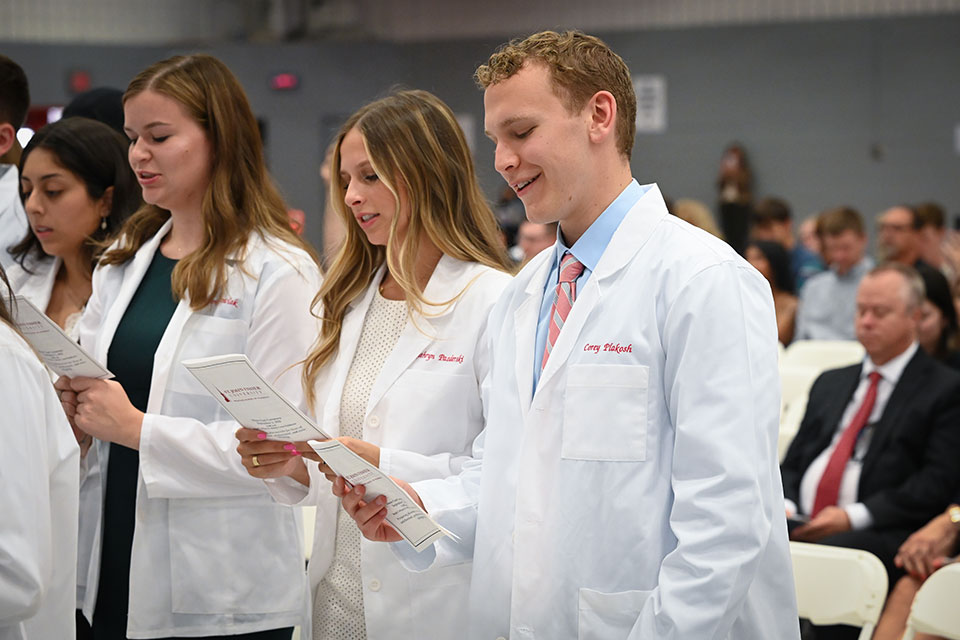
[781,347,960,531]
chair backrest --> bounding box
[778,395,808,462]
[779,340,865,414]
[790,541,888,640]
[782,340,865,370]
[903,563,960,640]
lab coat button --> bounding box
[367,415,381,428]
[369,578,381,591]
[496,637,506,640]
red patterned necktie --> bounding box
[811,371,882,516]
[542,251,585,371]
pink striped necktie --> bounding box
[542,251,585,371]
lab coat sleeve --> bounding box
[139,255,322,499]
[0,347,54,627]
[388,310,494,571]
[264,459,328,506]
[630,261,786,639]
[379,291,495,483]
[390,437,484,572]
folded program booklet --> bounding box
[11,295,113,379]
[182,353,450,552]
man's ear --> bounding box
[0,123,16,157]
[586,90,617,146]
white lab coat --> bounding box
[406,184,800,639]
[0,165,28,271]
[267,255,511,640]
[0,321,79,640]
[6,255,102,613]
[5,256,59,310]
[76,219,320,638]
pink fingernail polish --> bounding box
[257,433,267,440]
[291,450,300,456]
[284,443,295,451]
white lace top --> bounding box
[313,289,408,640]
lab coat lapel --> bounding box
[15,256,60,306]
[514,252,553,410]
[365,256,465,415]
[536,184,668,391]
[320,265,383,437]
[95,219,172,364]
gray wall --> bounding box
[408,16,960,240]
[4,14,959,254]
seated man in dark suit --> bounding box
[781,263,960,579]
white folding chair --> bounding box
[778,395,808,462]
[782,340,865,370]
[902,563,960,640]
[790,541,888,640]
[780,340,864,414]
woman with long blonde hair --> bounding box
[56,54,320,640]
[236,89,513,640]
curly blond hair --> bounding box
[475,30,636,159]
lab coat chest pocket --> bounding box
[562,364,648,461]
[578,587,652,640]
[179,315,248,361]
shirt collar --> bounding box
[553,179,646,272]
[832,256,874,278]
[863,341,919,385]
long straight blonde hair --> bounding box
[302,89,512,408]
[100,54,317,308]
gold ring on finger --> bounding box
[252,454,261,467]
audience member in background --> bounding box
[236,89,512,640]
[62,87,125,135]
[319,140,345,267]
[798,215,823,261]
[916,263,960,370]
[0,266,80,640]
[57,54,320,640]
[746,239,797,345]
[0,54,30,270]
[878,205,926,268]
[915,201,952,277]
[7,117,140,335]
[671,197,724,239]
[513,219,557,264]
[794,207,873,341]
[751,196,825,290]
[781,263,960,639]
[716,143,752,254]
[872,500,960,640]
[493,184,526,248]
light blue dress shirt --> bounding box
[532,179,648,390]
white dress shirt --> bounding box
[795,341,919,528]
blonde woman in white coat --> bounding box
[55,55,320,640]
[235,90,514,640]
[0,268,79,640]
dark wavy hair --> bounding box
[11,117,141,271]
[748,240,795,295]
[917,263,959,359]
